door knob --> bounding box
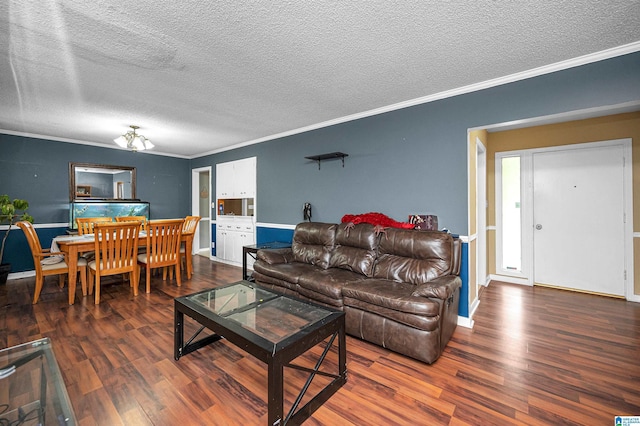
[535,224,542,230]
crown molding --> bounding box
[194,41,640,158]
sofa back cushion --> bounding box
[291,222,337,269]
[373,229,453,285]
[329,223,379,277]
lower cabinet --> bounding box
[216,219,255,264]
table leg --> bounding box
[67,246,78,305]
[267,359,284,426]
[174,305,184,360]
[338,316,347,377]
[242,247,248,280]
[186,235,194,279]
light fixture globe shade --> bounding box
[131,136,152,151]
[114,135,129,148]
[113,127,154,151]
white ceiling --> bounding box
[1,1,639,158]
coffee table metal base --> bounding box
[174,285,346,426]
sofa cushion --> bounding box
[291,222,337,269]
[373,229,453,285]
[411,275,461,300]
[329,223,378,277]
[253,261,319,285]
[256,247,294,264]
[298,268,366,301]
[342,279,441,317]
[252,271,299,292]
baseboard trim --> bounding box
[7,271,35,280]
[457,316,474,328]
[488,274,531,286]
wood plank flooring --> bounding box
[1,256,639,425]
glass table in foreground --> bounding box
[174,281,346,426]
[0,338,76,425]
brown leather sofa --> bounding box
[252,222,462,364]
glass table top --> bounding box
[184,282,333,343]
[243,241,291,250]
[0,338,76,425]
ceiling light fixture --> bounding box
[113,125,154,152]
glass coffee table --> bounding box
[0,338,76,425]
[174,281,346,426]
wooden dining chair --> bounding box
[115,215,147,231]
[76,217,113,235]
[137,219,184,294]
[179,215,201,279]
[17,221,87,304]
[88,221,141,304]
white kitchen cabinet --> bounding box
[215,218,255,264]
[216,157,256,198]
[215,224,230,261]
[233,157,256,198]
[215,161,235,198]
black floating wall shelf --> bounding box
[305,152,348,170]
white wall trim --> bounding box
[473,100,640,133]
[469,297,480,320]
[1,222,68,231]
[7,271,35,280]
[0,129,190,159]
[193,42,640,158]
[457,316,474,329]
[489,274,532,286]
[628,294,640,303]
[256,222,297,230]
[192,166,212,258]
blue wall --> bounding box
[0,135,191,224]
[0,134,191,272]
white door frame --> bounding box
[476,138,487,289]
[495,139,635,301]
[192,166,212,259]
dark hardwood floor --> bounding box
[1,256,639,425]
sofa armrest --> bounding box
[256,248,294,264]
[411,275,461,300]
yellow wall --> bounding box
[485,111,640,295]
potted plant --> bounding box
[1,195,34,284]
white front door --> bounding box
[532,144,625,296]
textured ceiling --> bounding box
[1,1,639,158]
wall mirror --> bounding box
[69,163,137,201]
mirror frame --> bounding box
[69,162,137,201]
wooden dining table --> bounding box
[55,231,194,305]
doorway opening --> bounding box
[495,139,631,298]
[192,167,212,258]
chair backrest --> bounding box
[93,222,141,274]
[182,216,201,235]
[144,219,184,266]
[16,220,47,275]
[17,221,44,266]
[115,215,147,231]
[76,217,113,235]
